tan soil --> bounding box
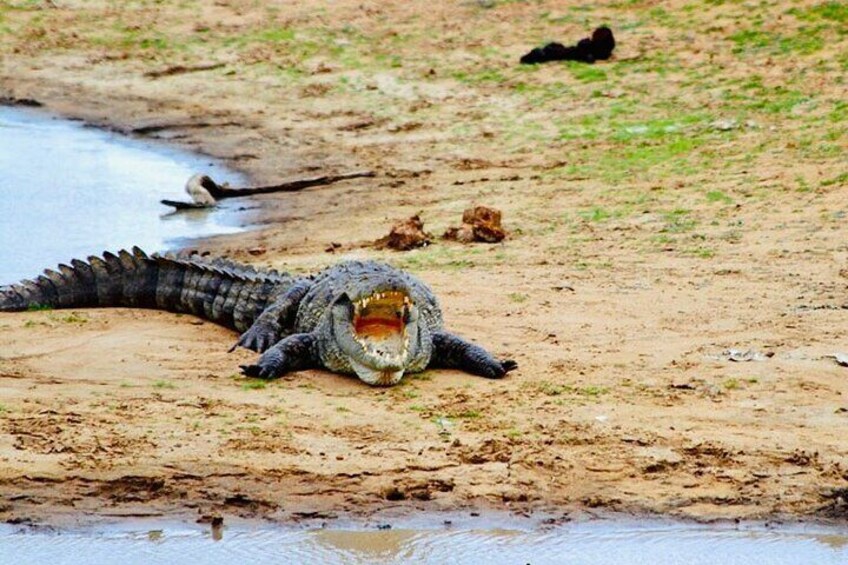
[1,0,847,526]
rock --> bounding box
[442,225,476,243]
[724,349,773,362]
[443,205,507,243]
[374,214,432,251]
[712,119,738,131]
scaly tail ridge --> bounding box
[0,248,295,332]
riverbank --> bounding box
[1,0,847,526]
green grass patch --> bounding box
[706,190,733,204]
[820,172,848,187]
[409,371,434,381]
[50,312,87,324]
[153,380,176,389]
[450,410,482,419]
[789,2,848,24]
[565,62,607,83]
[579,385,608,397]
[829,100,848,122]
[730,27,825,56]
[730,29,773,51]
[593,136,708,182]
[684,246,716,259]
[660,209,697,233]
[529,380,608,397]
[611,117,699,142]
[578,207,616,222]
[512,81,572,104]
[391,246,477,272]
[241,380,267,390]
[255,27,296,42]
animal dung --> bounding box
[520,26,615,65]
[443,206,507,243]
[374,214,433,251]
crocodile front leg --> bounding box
[429,331,517,379]
[231,279,312,352]
[240,333,319,379]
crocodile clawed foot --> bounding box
[240,346,288,379]
[240,362,279,380]
[483,358,517,379]
[232,324,279,353]
[473,358,517,379]
[240,364,261,377]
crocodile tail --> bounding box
[0,248,150,312]
[0,247,291,332]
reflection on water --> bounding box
[1,519,847,565]
[0,107,248,284]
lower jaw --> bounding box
[349,358,405,386]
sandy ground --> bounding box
[1,0,847,526]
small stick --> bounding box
[204,170,376,199]
[160,170,376,210]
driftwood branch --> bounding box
[205,170,375,199]
[160,199,209,210]
[160,170,376,210]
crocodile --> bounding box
[0,248,517,386]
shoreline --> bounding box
[2,0,847,527]
[5,500,846,534]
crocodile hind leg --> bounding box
[429,331,517,379]
[240,333,318,379]
[231,279,312,352]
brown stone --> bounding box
[443,205,507,243]
[374,214,432,251]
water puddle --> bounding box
[1,519,846,564]
[0,107,249,284]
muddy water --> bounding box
[1,519,846,565]
[0,107,248,284]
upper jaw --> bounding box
[351,288,412,310]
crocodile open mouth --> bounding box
[351,291,411,368]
